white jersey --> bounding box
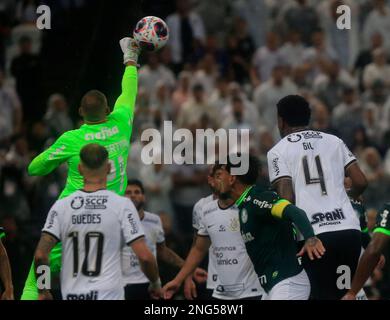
[192,194,218,289]
[42,190,144,300]
[267,130,360,236]
[121,211,165,284]
[198,199,263,300]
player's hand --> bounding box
[298,237,325,260]
[183,276,197,300]
[193,267,208,284]
[148,279,162,300]
[162,279,181,300]
[1,287,14,300]
[341,292,356,300]
[38,290,53,300]
[119,37,141,66]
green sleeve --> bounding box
[111,65,138,124]
[282,204,315,240]
[20,243,62,300]
[28,132,73,176]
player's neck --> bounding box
[283,126,308,137]
[84,118,107,125]
[232,183,251,203]
[82,178,107,192]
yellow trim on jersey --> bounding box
[271,199,291,218]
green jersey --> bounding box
[237,185,305,292]
[373,203,390,237]
[21,66,138,300]
[28,65,138,198]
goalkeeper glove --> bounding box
[119,37,141,66]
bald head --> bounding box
[80,90,109,122]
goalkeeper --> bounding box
[21,38,142,300]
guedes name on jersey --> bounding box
[72,213,102,224]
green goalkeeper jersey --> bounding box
[21,66,138,300]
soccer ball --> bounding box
[133,16,169,51]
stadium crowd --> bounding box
[0,0,390,298]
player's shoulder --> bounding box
[200,198,219,217]
[248,185,278,205]
[194,194,214,210]
[143,211,162,225]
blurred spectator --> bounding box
[149,81,173,125]
[15,0,39,24]
[166,0,206,72]
[140,159,173,217]
[279,30,305,68]
[354,32,385,90]
[277,0,320,46]
[0,68,22,146]
[332,87,364,146]
[208,76,230,111]
[319,0,359,69]
[176,83,219,128]
[363,0,390,53]
[351,126,374,160]
[138,52,176,98]
[192,53,219,97]
[250,31,281,87]
[172,70,192,119]
[363,47,390,90]
[302,29,338,82]
[10,35,41,123]
[313,60,356,112]
[43,94,73,139]
[253,63,298,138]
[222,96,256,131]
[310,93,340,136]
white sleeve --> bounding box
[192,200,202,230]
[197,210,209,237]
[42,201,63,241]
[267,148,291,184]
[340,140,356,169]
[156,216,165,244]
[120,199,145,245]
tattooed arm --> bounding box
[34,232,59,300]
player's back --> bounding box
[268,130,360,235]
[44,189,141,300]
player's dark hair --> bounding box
[213,153,260,185]
[80,90,108,121]
[277,95,311,127]
[80,144,108,170]
[127,179,145,194]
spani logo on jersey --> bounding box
[46,210,58,229]
[310,208,346,227]
[126,210,139,235]
[71,196,84,210]
[287,133,302,143]
[66,291,99,300]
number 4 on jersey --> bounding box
[302,155,328,196]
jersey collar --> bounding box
[235,185,254,207]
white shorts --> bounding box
[266,270,310,300]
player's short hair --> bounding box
[80,144,108,170]
[127,179,145,194]
[80,90,108,121]
[277,95,311,127]
[213,153,260,185]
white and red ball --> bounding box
[133,16,169,51]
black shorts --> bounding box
[300,229,362,300]
[124,283,150,300]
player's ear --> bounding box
[78,107,84,117]
[78,164,83,176]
